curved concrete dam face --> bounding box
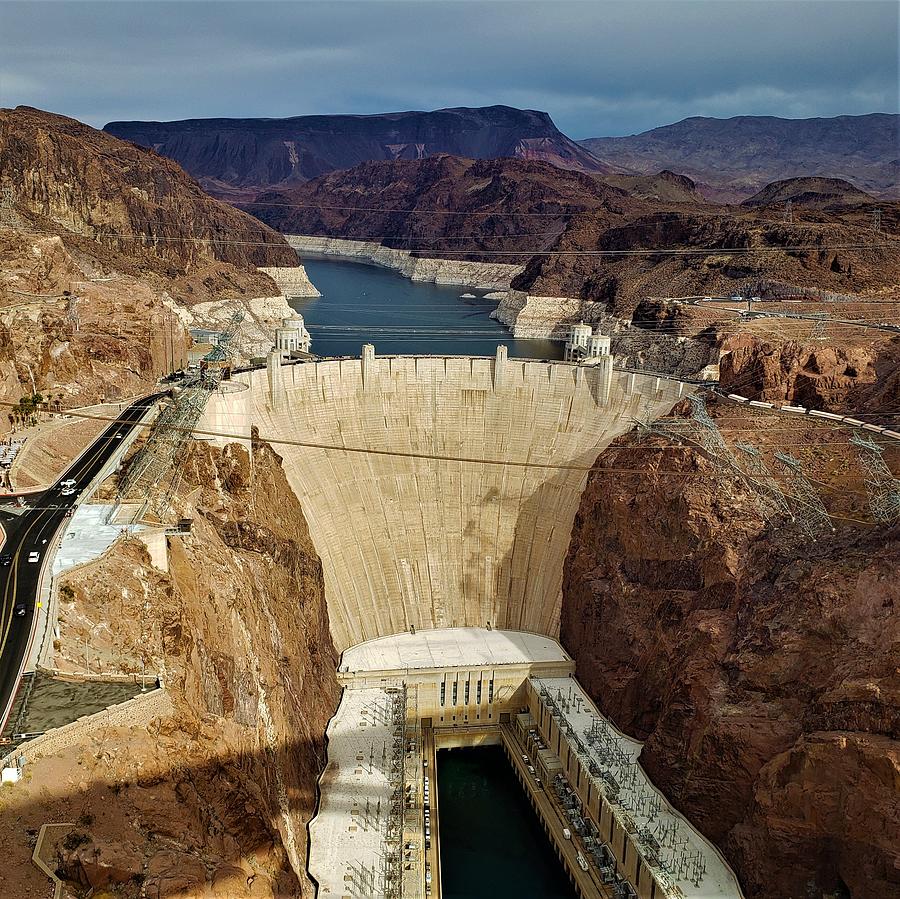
[217,350,687,651]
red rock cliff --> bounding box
[561,430,900,898]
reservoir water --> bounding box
[437,746,577,899]
[293,257,563,359]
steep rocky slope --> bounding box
[561,404,900,899]
[2,106,294,272]
[0,438,340,898]
[105,105,609,198]
[0,106,298,428]
[579,113,900,201]
[252,155,631,261]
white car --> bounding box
[60,487,75,496]
[27,551,40,563]
[60,479,76,490]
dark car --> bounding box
[14,603,26,617]
[0,554,11,566]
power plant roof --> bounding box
[340,627,571,674]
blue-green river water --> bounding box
[292,257,563,359]
[437,747,576,899]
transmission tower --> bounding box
[808,312,828,340]
[203,311,243,363]
[118,310,244,518]
[872,207,882,234]
[850,432,900,523]
[735,442,792,521]
[783,199,793,224]
[0,186,14,227]
[774,451,834,538]
[687,393,741,475]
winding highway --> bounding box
[0,394,158,732]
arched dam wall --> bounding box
[220,350,687,651]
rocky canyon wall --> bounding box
[1,439,340,899]
[560,430,900,899]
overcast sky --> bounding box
[0,0,896,138]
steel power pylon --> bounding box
[118,310,244,518]
[685,392,750,481]
[734,442,792,521]
[850,432,900,523]
[774,451,834,538]
[0,185,14,227]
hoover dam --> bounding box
[196,345,744,899]
[207,346,688,650]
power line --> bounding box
[16,224,896,257]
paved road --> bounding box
[0,394,158,731]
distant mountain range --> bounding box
[105,107,898,204]
[580,114,899,201]
[105,105,609,199]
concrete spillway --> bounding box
[207,349,687,651]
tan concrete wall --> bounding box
[195,380,251,449]
[234,352,686,651]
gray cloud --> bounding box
[0,0,896,137]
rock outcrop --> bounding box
[2,106,294,273]
[717,334,897,413]
[560,417,900,899]
[741,177,877,210]
[0,106,302,426]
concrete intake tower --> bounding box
[207,346,687,651]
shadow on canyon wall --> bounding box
[4,731,359,898]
